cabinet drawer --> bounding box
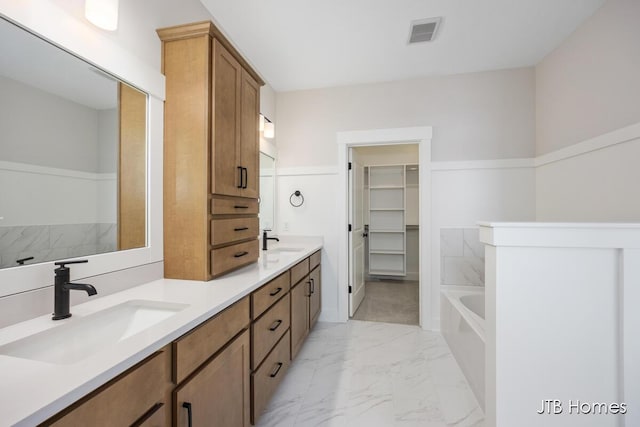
[252,293,290,369]
[310,250,321,270]
[48,348,171,426]
[290,258,310,286]
[251,331,291,424]
[251,271,290,319]
[211,239,259,278]
[173,297,249,384]
[211,217,259,247]
[211,195,259,215]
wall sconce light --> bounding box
[263,117,275,139]
[85,0,119,31]
[259,114,265,132]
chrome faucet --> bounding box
[52,259,97,320]
[262,229,280,251]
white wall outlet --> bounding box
[283,221,290,232]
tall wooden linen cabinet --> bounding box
[158,22,264,280]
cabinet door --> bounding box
[175,329,251,427]
[212,39,242,197]
[309,266,321,329]
[290,277,310,359]
[239,69,260,199]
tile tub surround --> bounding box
[441,228,485,286]
[0,223,117,268]
[256,321,484,427]
[0,237,322,427]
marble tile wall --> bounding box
[0,223,117,268]
[441,228,485,286]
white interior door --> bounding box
[349,149,365,316]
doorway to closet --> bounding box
[349,144,420,326]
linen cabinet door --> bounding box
[212,38,242,197]
[239,69,260,199]
[290,277,310,359]
[309,266,321,329]
[174,330,250,427]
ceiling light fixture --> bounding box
[85,0,119,31]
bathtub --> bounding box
[440,286,485,409]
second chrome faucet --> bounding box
[52,259,97,320]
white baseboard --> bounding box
[318,308,341,323]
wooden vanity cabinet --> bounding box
[174,330,251,427]
[290,275,310,360]
[43,347,172,427]
[309,263,322,329]
[290,251,322,358]
[40,252,322,427]
[249,272,292,424]
[173,296,251,427]
[158,21,264,280]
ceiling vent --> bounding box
[408,17,442,44]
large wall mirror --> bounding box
[0,16,147,270]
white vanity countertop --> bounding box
[0,236,322,427]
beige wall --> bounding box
[535,0,640,222]
[535,0,640,155]
[276,67,535,168]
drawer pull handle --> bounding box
[269,287,283,296]
[182,402,193,427]
[242,167,248,189]
[131,402,164,427]
[307,281,312,297]
[270,362,283,378]
[237,166,244,189]
[234,251,249,258]
[310,278,315,294]
[234,227,249,231]
[269,319,283,331]
[234,205,249,209]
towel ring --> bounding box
[289,190,304,207]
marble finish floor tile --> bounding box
[352,280,419,325]
[257,321,483,427]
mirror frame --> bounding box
[259,136,277,235]
[0,6,165,297]
[259,152,277,234]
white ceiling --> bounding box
[199,0,606,92]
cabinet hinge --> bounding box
[348,286,352,294]
[348,162,352,170]
[348,224,352,232]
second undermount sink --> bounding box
[0,300,188,365]
[268,247,304,253]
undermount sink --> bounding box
[0,300,188,365]
[268,247,304,253]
